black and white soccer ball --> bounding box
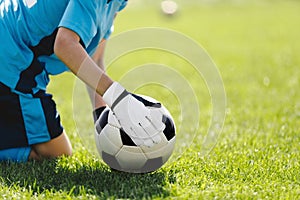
[95,95,176,173]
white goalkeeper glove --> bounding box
[103,82,165,147]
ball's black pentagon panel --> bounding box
[95,109,109,134]
[141,157,163,173]
[102,151,122,170]
[162,115,176,140]
[120,129,137,146]
[132,94,161,108]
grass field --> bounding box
[1,0,300,199]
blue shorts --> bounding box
[0,147,31,163]
[0,82,63,153]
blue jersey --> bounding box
[0,0,127,92]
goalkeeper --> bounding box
[0,0,164,162]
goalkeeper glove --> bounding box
[103,82,165,147]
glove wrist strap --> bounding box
[103,82,129,109]
[111,90,129,110]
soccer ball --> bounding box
[95,95,176,173]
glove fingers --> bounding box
[130,124,160,147]
[141,123,162,144]
[133,138,144,146]
[125,108,165,146]
[153,134,162,144]
[110,92,166,147]
[143,138,156,147]
[149,109,166,132]
[109,112,122,128]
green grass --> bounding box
[1,0,300,199]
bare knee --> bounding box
[28,148,41,160]
[32,132,72,159]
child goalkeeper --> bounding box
[0,0,164,162]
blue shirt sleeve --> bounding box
[58,0,99,47]
[102,0,127,40]
[103,25,114,40]
[118,0,128,12]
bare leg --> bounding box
[31,132,72,159]
[28,148,41,160]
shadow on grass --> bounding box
[0,158,175,199]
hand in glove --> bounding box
[103,82,165,147]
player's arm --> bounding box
[89,39,108,120]
[54,27,113,96]
[54,27,165,147]
[92,39,106,70]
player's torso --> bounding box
[0,0,127,91]
[1,0,126,72]
[1,0,121,47]
[1,0,68,46]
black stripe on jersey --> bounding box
[29,28,86,56]
[15,58,44,94]
[15,29,60,94]
[30,28,58,57]
[15,28,86,94]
